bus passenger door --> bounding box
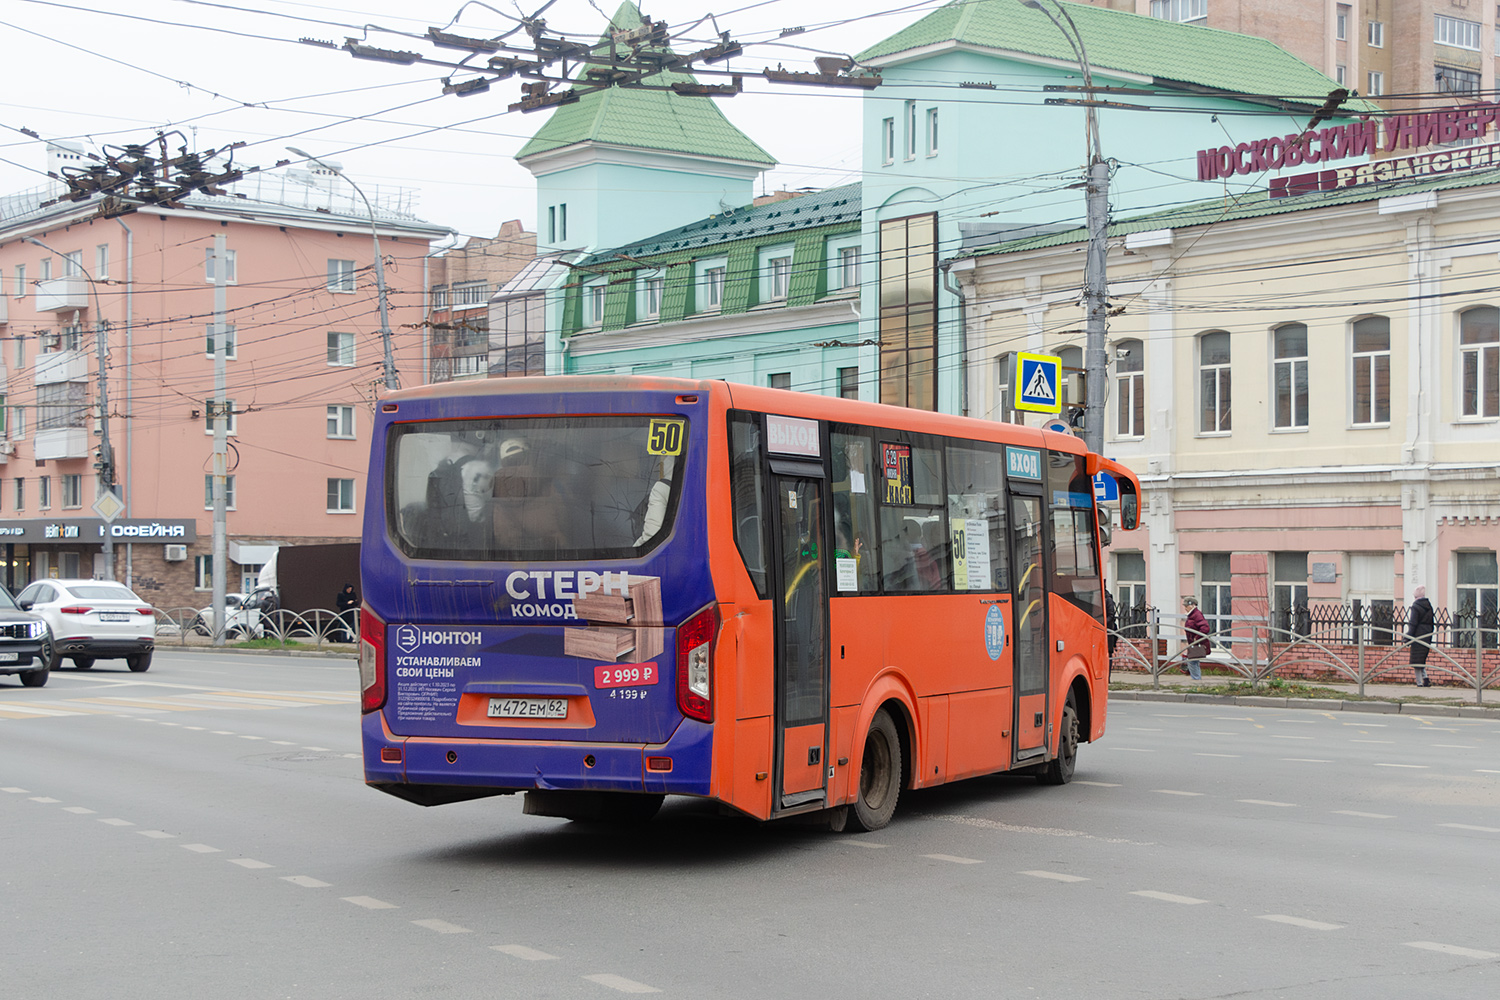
[771,474,829,811]
[1009,492,1049,759]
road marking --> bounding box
[1282,758,1332,763]
[1131,890,1208,905]
[1214,716,1254,721]
[583,973,662,994]
[137,830,176,839]
[1154,789,1204,796]
[158,721,180,726]
[491,944,558,961]
[1439,823,1500,833]
[1075,781,1121,787]
[1127,727,1162,732]
[343,896,398,910]
[1272,735,1314,740]
[99,818,134,826]
[0,704,83,717]
[1195,753,1241,758]
[925,812,1148,845]
[1478,769,1500,774]
[210,731,235,735]
[842,840,887,849]
[229,858,272,869]
[1258,914,1343,930]
[1197,731,1238,736]
[28,796,61,803]
[183,726,206,731]
[1343,722,1387,727]
[412,918,471,934]
[62,806,96,814]
[1333,810,1393,819]
[281,875,331,888]
[1238,799,1295,807]
[238,735,264,741]
[1,787,29,793]
[182,844,221,853]
[1351,739,1394,744]
[303,746,331,752]
[1376,763,1429,769]
[1431,744,1477,749]
[270,741,295,745]
[924,853,982,864]
[1020,870,1089,882]
[1110,747,1154,753]
[1405,941,1500,960]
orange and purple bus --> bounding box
[358,376,1139,830]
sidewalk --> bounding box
[1110,668,1500,717]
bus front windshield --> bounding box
[388,417,686,562]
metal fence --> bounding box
[154,607,357,649]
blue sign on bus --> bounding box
[1006,446,1041,481]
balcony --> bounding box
[34,427,88,460]
[33,350,89,386]
[34,275,89,312]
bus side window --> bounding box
[944,441,1007,592]
[729,413,769,598]
[831,430,876,593]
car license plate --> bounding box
[0,652,16,662]
[98,613,131,622]
[487,697,567,720]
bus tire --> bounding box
[1038,694,1079,786]
[849,709,901,832]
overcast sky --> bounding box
[1,0,942,243]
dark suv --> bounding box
[0,585,53,687]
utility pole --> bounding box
[210,234,228,647]
[1024,0,1109,453]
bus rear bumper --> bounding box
[362,713,714,799]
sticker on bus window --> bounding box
[881,443,913,505]
[646,419,685,456]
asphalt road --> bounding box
[4,651,1498,999]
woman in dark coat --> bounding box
[1407,586,1434,687]
[334,583,359,644]
[1182,595,1210,681]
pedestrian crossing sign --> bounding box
[1014,352,1062,413]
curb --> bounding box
[154,645,355,661]
[1110,689,1500,716]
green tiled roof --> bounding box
[857,0,1374,113]
[517,2,775,164]
[581,183,860,265]
[957,167,1500,262]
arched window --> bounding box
[1460,306,1499,418]
[1273,323,1309,429]
[1115,339,1144,438]
[1199,331,1231,433]
[1351,316,1390,425]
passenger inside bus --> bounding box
[418,454,495,549]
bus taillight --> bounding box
[359,603,387,713]
[676,604,717,723]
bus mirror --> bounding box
[1119,489,1139,531]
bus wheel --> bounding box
[1039,694,1079,786]
[849,710,901,832]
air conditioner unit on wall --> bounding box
[163,544,188,562]
[0,442,13,455]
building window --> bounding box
[768,255,792,301]
[449,355,484,378]
[1150,0,1206,22]
[838,246,861,291]
[587,283,606,325]
[1199,330,1231,434]
[62,251,82,277]
[38,475,50,510]
[1460,306,1499,418]
[1336,65,1347,86]
[194,554,213,590]
[1116,551,1147,634]
[1200,552,1232,637]
[550,204,567,243]
[204,248,237,284]
[61,474,81,509]
[1115,339,1145,438]
[453,281,488,307]
[839,366,860,399]
[878,214,938,411]
[1273,323,1309,429]
[204,474,236,510]
[327,330,355,367]
[431,285,449,310]
[1366,71,1384,96]
[1456,551,1499,648]
[768,372,791,391]
[13,264,23,298]
[96,244,109,280]
[704,266,725,309]
[905,101,917,159]
[1436,65,1481,96]
[1352,316,1391,425]
[1367,20,1384,47]
[996,352,1016,423]
[328,259,356,293]
[205,398,236,435]
[327,404,355,438]
[926,107,939,156]
[495,290,545,377]
[13,478,22,510]
[40,258,51,282]
[642,275,664,318]
[1435,14,1481,50]
[37,382,86,430]
[881,117,895,164]
[1273,552,1310,637]
[205,324,237,359]
[547,206,557,243]
[11,405,24,440]
[327,478,356,513]
[1336,4,1348,40]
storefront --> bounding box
[0,519,197,593]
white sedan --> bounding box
[15,578,156,672]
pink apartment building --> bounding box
[0,145,451,613]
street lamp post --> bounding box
[286,147,401,391]
[24,237,118,579]
[1021,0,1109,454]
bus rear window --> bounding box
[387,417,686,561]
